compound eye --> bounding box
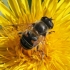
[41,17,48,21]
[41,16,54,29]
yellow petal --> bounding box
[63,6,70,16]
[21,0,30,14]
[47,0,58,17]
[38,62,46,70]
[16,0,31,22]
[31,0,43,20]
[56,0,64,10]
[53,62,65,70]
[8,0,22,17]
[31,0,36,19]
[0,1,16,20]
[54,14,70,28]
[42,0,50,10]
[43,0,58,18]
[35,0,42,19]
[55,1,70,21]
[0,16,10,25]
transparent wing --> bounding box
[0,22,33,37]
[33,35,44,47]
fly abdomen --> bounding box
[20,34,32,49]
[20,31,38,49]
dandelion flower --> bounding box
[0,0,70,70]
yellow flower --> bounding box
[0,0,70,70]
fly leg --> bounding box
[36,46,47,59]
[49,31,55,34]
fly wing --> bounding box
[0,23,33,37]
[33,35,44,47]
[0,22,33,32]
